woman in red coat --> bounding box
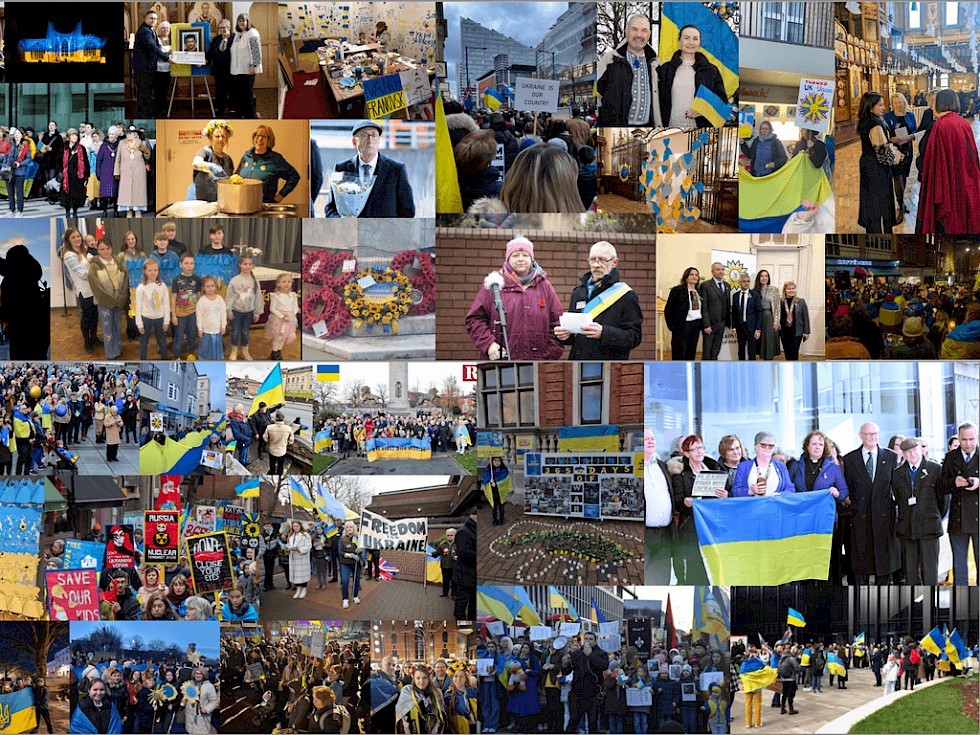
[465,236,564,360]
[916,89,980,234]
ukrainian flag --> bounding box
[512,586,542,625]
[13,408,32,438]
[234,478,261,498]
[945,628,969,665]
[548,586,579,621]
[0,688,37,733]
[0,427,15,454]
[477,586,522,624]
[590,597,607,624]
[920,626,945,656]
[248,364,286,417]
[826,652,846,677]
[426,544,443,584]
[481,464,512,505]
[694,587,728,643]
[800,647,810,667]
[557,425,619,452]
[289,476,316,510]
[315,482,349,519]
[738,657,777,693]
[483,88,505,111]
[314,429,332,453]
[660,2,738,98]
[317,364,340,382]
[787,608,806,627]
[436,95,463,213]
[692,492,837,585]
[738,153,833,232]
[691,84,733,128]
[140,428,214,475]
[324,523,339,538]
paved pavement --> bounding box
[30,433,140,476]
[321,452,468,475]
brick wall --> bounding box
[610,362,644,425]
[536,362,643,428]
[381,530,449,584]
[436,228,656,360]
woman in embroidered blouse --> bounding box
[230,13,262,118]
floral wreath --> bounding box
[302,286,352,336]
[390,250,436,316]
[202,120,233,138]
[343,266,413,333]
[302,250,357,292]
[447,661,468,675]
[410,663,432,676]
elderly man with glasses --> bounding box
[324,119,416,218]
[553,240,643,359]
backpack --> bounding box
[909,648,920,665]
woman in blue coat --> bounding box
[505,643,541,731]
[731,431,795,497]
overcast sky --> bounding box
[195,363,227,413]
[362,476,455,496]
[625,586,694,630]
[319,361,473,393]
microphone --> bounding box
[483,272,509,358]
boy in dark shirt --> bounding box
[171,254,203,359]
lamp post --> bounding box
[464,45,488,101]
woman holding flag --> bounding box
[738,647,776,729]
[482,456,511,526]
[338,520,362,610]
[657,24,729,129]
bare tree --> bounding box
[130,636,145,653]
[0,622,69,680]
[597,2,659,55]
[343,379,365,407]
[314,382,339,411]
[374,383,389,407]
[321,476,369,514]
[439,375,463,413]
[147,639,166,654]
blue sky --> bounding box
[195,362,227,413]
[71,621,220,660]
[0,218,50,289]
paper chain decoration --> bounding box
[640,132,711,233]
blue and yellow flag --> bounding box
[691,84,733,127]
[738,153,834,232]
[920,626,945,656]
[425,544,443,584]
[692,492,836,585]
[787,608,806,627]
[0,427,15,453]
[826,652,846,677]
[477,586,523,624]
[483,88,505,111]
[314,429,332,453]
[590,597,607,624]
[557,425,619,452]
[234,478,261,498]
[140,428,213,475]
[738,657,777,693]
[315,482,349,520]
[248,364,285,417]
[365,437,432,461]
[316,364,340,382]
[288,476,316,510]
[548,586,579,621]
[694,587,728,649]
[853,632,865,645]
[0,688,37,733]
[945,628,969,665]
[660,2,738,97]
[481,464,512,505]
[13,408,32,438]
[513,586,542,626]
[436,95,464,214]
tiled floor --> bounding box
[598,193,739,232]
[837,115,980,233]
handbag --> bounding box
[0,167,10,182]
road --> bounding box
[321,453,468,475]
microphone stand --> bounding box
[492,287,511,360]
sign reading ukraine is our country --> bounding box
[359,509,428,552]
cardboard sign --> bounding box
[476,658,495,676]
[491,142,505,174]
[399,68,431,106]
[62,539,105,571]
[363,74,408,120]
[150,413,164,432]
[247,662,265,681]
[185,505,217,538]
[241,513,261,558]
[477,432,504,458]
[700,671,725,691]
[598,634,621,654]
[144,511,179,563]
[524,452,644,520]
[200,450,223,470]
[310,629,326,658]
[795,78,834,134]
[514,77,560,112]
[45,569,100,621]
[185,532,236,594]
[105,525,137,568]
[486,621,506,637]
[599,621,620,637]
[220,504,244,535]
[358,509,427,552]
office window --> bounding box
[580,363,604,424]
[480,364,535,428]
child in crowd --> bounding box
[654,663,679,730]
[199,224,227,254]
[135,259,170,359]
[603,664,628,733]
[196,276,227,360]
[149,230,179,270]
[225,255,264,361]
[627,665,653,734]
[171,253,202,359]
[265,272,298,359]
[678,664,698,732]
[164,221,186,256]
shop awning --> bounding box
[44,477,68,512]
[72,477,127,505]
[871,267,903,277]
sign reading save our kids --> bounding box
[794,78,834,134]
[363,74,408,120]
[514,77,560,112]
[359,509,428,551]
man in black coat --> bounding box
[699,261,730,360]
[892,437,946,585]
[843,422,901,583]
[324,120,415,218]
[938,421,978,585]
[451,509,477,621]
[596,15,662,128]
[563,631,610,733]
[731,273,763,360]
[488,112,518,172]
[132,11,171,119]
[249,403,272,460]
[554,241,643,360]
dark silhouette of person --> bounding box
[0,244,50,358]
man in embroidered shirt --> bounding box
[596,15,663,128]
[554,240,643,360]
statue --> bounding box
[358,385,383,406]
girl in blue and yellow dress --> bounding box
[446,664,478,734]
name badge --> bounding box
[908,496,917,506]
[576,301,586,311]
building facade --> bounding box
[457,16,536,98]
[284,365,313,402]
[139,361,201,433]
[372,620,478,663]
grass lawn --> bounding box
[850,676,979,734]
[453,451,478,474]
[312,454,337,474]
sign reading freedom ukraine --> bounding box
[359,508,427,552]
[691,491,837,585]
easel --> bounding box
[168,75,216,117]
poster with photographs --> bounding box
[524,452,644,520]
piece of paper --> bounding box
[598,634,621,653]
[486,621,505,637]
[598,621,619,637]
[700,671,725,691]
[559,312,593,334]
[681,681,697,701]
[559,622,580,637]
[312,320,328,337]
[476,658,495,676]
[626,687,652,706]
[357,275,377,289]
[304,79,319,86]
[530,626,553,641]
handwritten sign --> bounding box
[63,540,104,571]
[514,77,560,112]
[185,532,235,594]
[399,68,431,106]
[795,78,834,134]
[150,412,164,432]
[363,74,407,120]
[46,570,99,620]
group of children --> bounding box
[133,228,299,360]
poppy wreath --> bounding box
[342,266,413,333]
[390,249,436,316]
[302,286,351,337]
[302,249,356,291]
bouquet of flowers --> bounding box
[329,172,376,217]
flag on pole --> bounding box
[513,586,542,626]
[547,586,579,621]
[945,628,969,665]
[483,88,505,110]
[234,478,261,498]
[920,626,945,656]
[425,544,443,584]
[787,608,806,627]
[248,364,285,416]
[590,598,607,624]
[288,477,315,510]
[665,594,678,649]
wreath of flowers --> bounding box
[202,120,233,139]
[302,250,357,291]
[390,250,436,316]
[342,266,413,331]
[302,286,352,337]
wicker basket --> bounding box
[216,179,264,214]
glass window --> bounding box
[167,383,178,402]
[580,364,604,425]
[501,366,515,388]
[945,2,958,25]
[480,364,535,428]
[518,364,534,385]
[909,3,921,28]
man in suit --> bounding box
[938,421,978,585]
[731,273,762,360]
[892,437,946,585]
[644,429,673,584]
[324,120,416,218]
[132,11,172,119]
[699,261,730,360]
[842,422,901,584]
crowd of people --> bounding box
[71,649,219,734]
[221,631,367,733]
[645,421,979,586]
[473,630,728,734]
[664,263,809,360]
[465,238,644,361]
[0,676,53,733]
[856,89,980,233]
[825,277,980,359]
[445,103,598,215]
[314,412,475,457]
[370,654,479,734]
[0,363,138,473]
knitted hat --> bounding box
[505,236,534,262]
[902,317,925,338]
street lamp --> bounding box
[536,49,556,79]
[464,46,488,100]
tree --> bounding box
[343,379,365,407]
[439,375,463,413]
[321,476,369,514]
[314,382,339,413]
[597,2,658,56]
[130,635,145,653]
[374,383,389,407]
[0,622,69,682]
[72,625,122,655]
[147,640,166,655]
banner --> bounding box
[627,617,652,660]
[186,532,236,594]
[556,425,620,452]
[359,509,427,552]
[45,569,100,621]
[144,511,179,563]
[365,436,432,461]
[711,249,758,360]
[523,452,643,520]
[105,525,137,568]
[62,539,105,571]
[155,475,183,511]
